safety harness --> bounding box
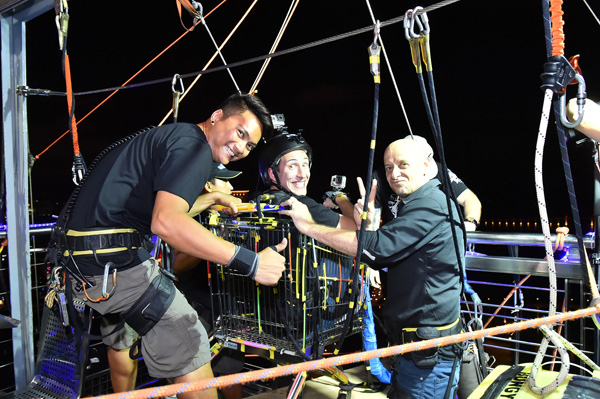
[46,126,176,356]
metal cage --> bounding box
[206,216,366,362]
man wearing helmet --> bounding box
[255,131,358,229]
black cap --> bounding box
[210,163,242,180]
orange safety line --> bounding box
[83,305,600,399]
[483,274,531,329]
[550,0,565,57]
[64,54,80,155]
[34,1,227,160]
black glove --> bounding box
[323,191,348,205]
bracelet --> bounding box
[464,217,478,227]
[227,246,259,279]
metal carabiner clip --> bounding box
[559,74,586,129]
[172,74,185,123]
[369,20,381,81]
[404,9,422,73]
[410,7,429,38]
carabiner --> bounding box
[410,7,429,38]
[172,74,185,123]
[404,9,422,73]
[559,73,586,129]
[101,262,117,299]
[369,20,381,82]
[404,9,415,41]
[172,73,184,95]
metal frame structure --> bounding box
[1,0,53,388]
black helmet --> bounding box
[258,132,312,185]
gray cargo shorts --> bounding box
[70,258,211,378]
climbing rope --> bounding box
[82,305,600,399]
[528,0,589,393]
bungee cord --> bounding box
[331,23,381,358]
[404,9,486,397]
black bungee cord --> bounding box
[331,22,382,358]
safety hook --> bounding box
[54,0,69,51]
[171,74,185,123]
[371,19,380,47]
[403,9,415,41]
[559,74,587,129]
[192,1,204,26]
[369,20,381,82]
[404,9,422,73]
[409,7,429,38]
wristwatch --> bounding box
[464,217,478,228]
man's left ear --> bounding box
[211,109,223,123]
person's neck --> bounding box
[197,121,210,139]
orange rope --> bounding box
[483,275,531,329]
[83,305,600,399]
[34,1,227,160]
[550,0,565,56]
[64,54,81,155]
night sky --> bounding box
[23,0,600,230]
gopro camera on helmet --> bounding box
[330,175,346,191]
[271,114,286,132]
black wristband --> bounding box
[464,217,478,227]
[227,246,259,279]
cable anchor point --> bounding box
[368,21,381,81]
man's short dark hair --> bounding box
[219,93,274,140]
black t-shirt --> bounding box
[361,179,463,331]
[66,123,212,274]
[374,163,468,225]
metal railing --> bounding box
[0,228,598,394]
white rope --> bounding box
[364,0,413,137]
[528,88,568,395]
[249,0,301,94]
[198,14,241,93]
[581,0,600,26]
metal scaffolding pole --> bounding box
[0,0,53,388]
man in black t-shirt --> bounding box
[52,93,287,399]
